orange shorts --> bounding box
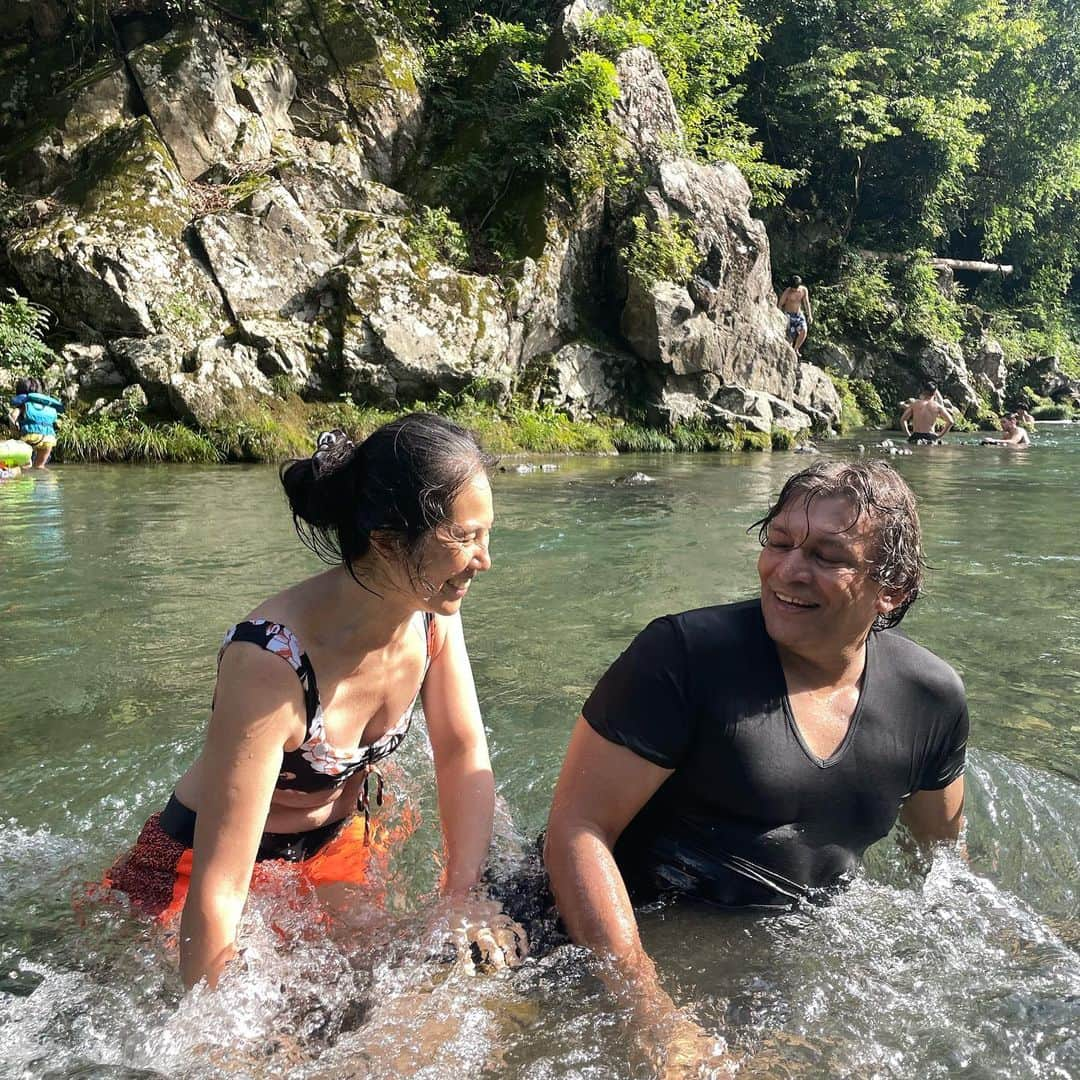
[103,812,398,926]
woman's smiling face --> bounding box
[411,472,494,614]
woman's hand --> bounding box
[429,894,529,973]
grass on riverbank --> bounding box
[52,393,790,464]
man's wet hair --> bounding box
[790,275,802,286]
[752,461,925,630]
[921,383,937,395]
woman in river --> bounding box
[105,414,525,988]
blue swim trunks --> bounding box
[786,311,807,339]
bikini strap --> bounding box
[218,619,321,730]
[422,610,436,671]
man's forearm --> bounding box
[545,824,673,1019]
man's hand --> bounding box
[640,1007,737,1079]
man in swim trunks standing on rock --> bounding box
[545,461,967,1075]
[901,384,953,444]
[777,275,812,356]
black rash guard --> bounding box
[582,600,968,908]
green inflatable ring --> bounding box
[0,439,33,467]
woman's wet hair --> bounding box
[14,377,31,396]
[751,461,925,630]
[280,412,495,585]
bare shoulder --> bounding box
[212,639,308,741]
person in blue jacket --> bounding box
[10,377,64,468]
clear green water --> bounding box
[0,430,1077,1078]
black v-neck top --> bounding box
[582,600,968,908]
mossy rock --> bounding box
[7,118,224,345]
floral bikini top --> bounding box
[218,614,435,794]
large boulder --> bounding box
[61,343,126,396]
[506,188,605,366]
[128,20,269,181]
[277,0,422,184]
[275,154,409,215]
[609,47,683,169]
[331,239,514,402]
[195,181,336,319]
[1,65,135,194]
[168,336,273,426]
[109,335,183,412]
[6,119,225,347]
[237,315,331,393]
[547,0,610,68]
[793,364,843,426]
[232,53,296,138]
[541,341,628,420]
[966,334,1006,408]
[617,154,808,407]
[917,341,980,411]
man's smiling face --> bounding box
[757,494,900,659]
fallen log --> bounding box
[855,249,1013,274]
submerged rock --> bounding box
[612,471,654,485]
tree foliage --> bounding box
[741,0,1080,317]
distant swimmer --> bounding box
[777,275,812,356]
[1014,405,1037,430]
[980,413,1030,448]
[901,384,953,444]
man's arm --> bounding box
[776,288,788,310]
[935,404,953,435]
[898,775,965,847]
[801,287,812,323]
[900,405,914,436]
[546,718,674,1016]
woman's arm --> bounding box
[420,612,494,896]
[179,646,302,988]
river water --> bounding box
[1,430,1077,1078]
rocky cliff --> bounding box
[1,0,841,438]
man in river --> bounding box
[900,384,953,444]
[980,413,1030,448]
[777,275,812,355]
[545,461,968,1075]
